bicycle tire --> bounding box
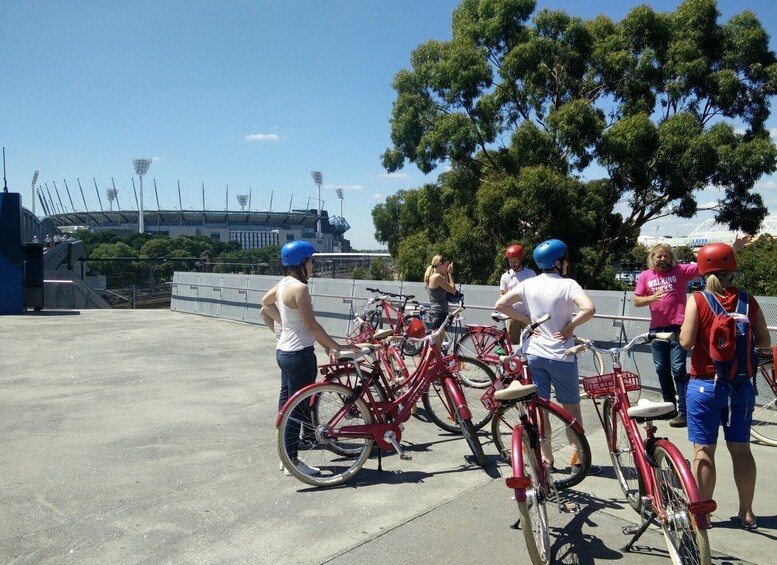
[455,330,505,365]
[492,401,591,490]
[653,444,711,565]
[455,401,486,466]
[401,337,423,357]
[277,383,373,487]
[750,365,777,446]
[514,426,551,565]
[366,310,382,331]
[603,397,645,512]
[422,361,494,433]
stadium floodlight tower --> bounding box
[335,187,344,218]
[133,158,152,233]
[106,187,117,211]
[310,170,323,237]
[31,170,39,216]
[236,194,248,211]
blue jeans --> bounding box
[650,324,688,415]
[277,346,317,460]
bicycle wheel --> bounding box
[423,363,494,432]
[492,401,591,490]
[454,399,487,466]
[277,383,374,487]
[455,329,505,365]
[603,397,645,512]
[750,365,777,446]
[653,445,711,565]
[514,426,550,565]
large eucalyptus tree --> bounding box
[375,0,777,287]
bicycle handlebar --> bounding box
[365,287,415,301]
[564,330,675,358]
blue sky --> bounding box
[2,1,776,249]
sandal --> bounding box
[737,516,758,530]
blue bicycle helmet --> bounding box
[281,240,316,267]
[533,239,568,270]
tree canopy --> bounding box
[374,0,777,287]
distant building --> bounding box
[638,215,777,250]
[36,208,351,252]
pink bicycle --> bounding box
[568,332,716,565]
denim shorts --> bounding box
[526,355,580,405]
[686,378,755,444]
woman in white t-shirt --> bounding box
[260,241,347,477]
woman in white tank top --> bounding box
[260,241,347,476]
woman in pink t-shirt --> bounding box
[634,244,700,427]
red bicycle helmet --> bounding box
[697,243,737,274]
[405,318,426,339]
[505,244,524,259]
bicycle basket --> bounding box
[346,321,375,345]
[582,371,640,398]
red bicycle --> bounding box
[495,315,591,564]
[568,332,715,565]
[486,314,592,491]
[276,306,486,487]
[349,287,427,356]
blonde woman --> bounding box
[424,255,456,346]
[679,243,769,530]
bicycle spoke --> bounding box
[653,446,711,565]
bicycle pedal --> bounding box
[622,524,641,535]
[560,502,580,514]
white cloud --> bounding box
[769,127,777,142]
[372,193,383,200]
[244,133,280,142]
[379,172,408,179]
[756,179,777,191]
[334,184,364,191]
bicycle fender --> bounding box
[509,424,529,503]
[652,439,705,507]
[443,376,472,420]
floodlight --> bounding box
[133,158,152,232]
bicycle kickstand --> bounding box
[622,498,655,552]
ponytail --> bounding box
[704,271,734,298]
[423,265,434,287]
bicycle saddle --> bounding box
[373,328,394,340]
[627,398,676,421]
[494,380,537,402]
[491,312,510,322]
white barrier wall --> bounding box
[171,271,777,393]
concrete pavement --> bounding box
[2,309,774,564]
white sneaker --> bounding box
[284,458,320,476]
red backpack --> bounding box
[701,290,757,382]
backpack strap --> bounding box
[735,290,750,317]
[702,290,726,315]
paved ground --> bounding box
[2,309,775,564]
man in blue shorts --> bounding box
[496,239,600,474]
